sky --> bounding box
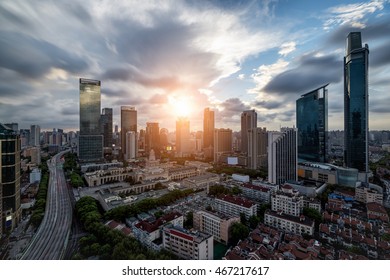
[0,0,390,133]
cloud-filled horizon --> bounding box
[0,0,389,132]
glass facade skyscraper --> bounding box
[79,78,103,162]
[344,32,369,173]
[1,123,21,233]
[101,108,113,148]
[296,84,328,163]
[121,106,137,158]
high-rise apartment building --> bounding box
[268,128,297,185]
[79,78,103,162]
[30,125,40,146]
[145,122,160,157]
[125,131,137,161]
[296,84,328,163]
[241,110,257,154]
[176,117,190,157]
[203,108,215,159]
[0,123,21,232]
[101,108,113,148]
[121,106,137,158]
[214,128,232,163]
[344,32,369,174]
[248,127,268,170]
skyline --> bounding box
[1,0,390,132]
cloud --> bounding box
[278,41,296,56]
[263,53,342,95]
[323,0,387,29]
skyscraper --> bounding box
[0,123,21,232]
[268,128,297,185]
[296,84,328,163]
[176,117,190,157]
[248,127,268,170]
[101,108,113,148]
[30,125,40,146]
[344,32,369,174]
[79,78,103,162]
[121,106,137,158]
[203,108,215,159]
[125,131,137,161]
[241,110,257,154]
[214,128,232,163]
[145,122,160,157]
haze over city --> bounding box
[1,0,390,132]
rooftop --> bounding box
[216,194,256,208]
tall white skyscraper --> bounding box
[125,131,137,161]
[268,128,297,185]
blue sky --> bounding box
[0,0,389,132]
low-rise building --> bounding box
[355,182,383,205]
[264,210,315,236]
[168,166,198,181]
[214,195,258,220]
[131,212,183,251]
[162,225,213,260]
[193,210,240,244]
[239,182,277,203]
[367,202,389,223]
[271,185,303,217]
[181,172,220,190]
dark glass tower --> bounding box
[344,32,369,173]
[203,108,215,159]
[296,84,328,163]
[0,123,21,233]
[101,108,113,148]
[79,78,103,162]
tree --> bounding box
[184,211,193,229]
[240,213,247,225]
[249,215,260,229]
[303,207,322,228]
[230,222,250,246]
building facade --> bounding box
[268,128,297,185]
[79,78,103,162]
[248,127,268,170]
[125,131,137,161]
[0,123,22,232]
[203,108,215,159]
[193,210,240,244]
[264,210,315,236]
[176,117,190,157]
[121,106,137,157]
[30,124,40,146]
[145,122,160,157]
[214,195,257,220]
[296,84,328,163]
[101,108,113,148]
[241,110,257,154]
[214,128,232,163]
[162,225,214,260]
[344,32,369,174]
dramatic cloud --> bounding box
[263,53,342,95]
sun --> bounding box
[168,96,191,117]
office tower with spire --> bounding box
[344,32,369,175]
[296,84,328,163]
[241,110,257,154]
[79,78,103,162]
[121,106,137,158]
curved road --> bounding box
[21,150,72,260]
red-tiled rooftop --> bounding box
[367,202,388,215]
[135,211,182,233]
[217,194,256,208]
[243,183,271,193]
